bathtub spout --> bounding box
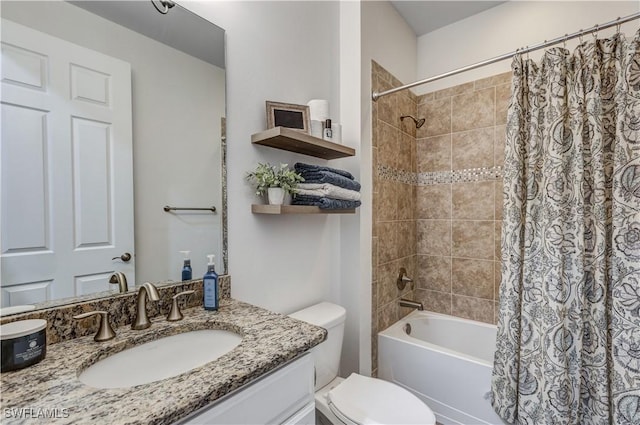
[399,298,423,311]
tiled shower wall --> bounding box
[371,61,417,375]
[413,72,511,325]
[371,60,512,373]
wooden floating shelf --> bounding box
[251,127,355,160]
[251,204,355,215]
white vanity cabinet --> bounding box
[177,353,315,425]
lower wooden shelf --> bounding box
[251,204,355,215]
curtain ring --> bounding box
[616,17,622,35]
[563,34,568,49]
[592,24,599,40]
[579,30,584,44]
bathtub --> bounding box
[378,310,508,425]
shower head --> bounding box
[400,115,426,129]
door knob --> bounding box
[112,252,132,262]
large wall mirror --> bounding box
[0,0,226,313]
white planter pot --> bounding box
[267,187,285,205]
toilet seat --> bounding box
[326,374,436,425]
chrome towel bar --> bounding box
[163,205,216,213]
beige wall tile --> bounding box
[495,125,506,167]
[474,71,512,90]
[451,87,495,132]
[417,219,451,256]
[378,221,399,264]
[493,301,499,325]
[397,183,413,221]
[372,237,378,278]
[418,97,451,137]
[372,106,378,147]
[452,258,494,299]
[495,83,511,125]
[372,147,379,194]
[378,121,400,169]
[495,221,502,262]
[378,260,402,307]
[451,127,494,170]
[399,94,417,139]
[451,295,494,323]
[452,182,494,220]
[398,220,416,259]
[372,60,391,83]
[378,180,397,222]
[433,81,474,100]
[452,220,494,260]
[416,185,451,219]
[415,289,451,315]
[377,300,399,332]
[378,80,397,126]
[417,92,434,104]
[495,181,504,221]
[417,135,451,173]
[417,255,451,292]
[399,132,413,172]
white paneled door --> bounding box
[1,20,134,306]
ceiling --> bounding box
[391,1,507,36]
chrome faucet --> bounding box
[132,282,160,330]
[399,298,423,311]
[109,272,129,293]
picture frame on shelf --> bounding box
[266,101,310,133]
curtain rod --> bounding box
[371,12,640,101]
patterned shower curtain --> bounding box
[491,29,640,425]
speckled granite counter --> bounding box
[0,298,326,425]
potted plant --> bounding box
[246,163,304,205]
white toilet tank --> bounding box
[289,302,346,391]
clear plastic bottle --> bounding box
[203,254,218,311]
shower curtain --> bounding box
[492,29,640,425]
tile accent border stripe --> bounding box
[377,164,503,186]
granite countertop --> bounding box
[0,298,327,425]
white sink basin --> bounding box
[78,329,242,388]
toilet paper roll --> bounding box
[307,99,330,122]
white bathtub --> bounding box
[378,310,508,425]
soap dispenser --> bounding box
[180,251,192,281]
[203,254,218,311]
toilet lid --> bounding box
[327,374,436,425]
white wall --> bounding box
[1,1,225,285]
[362,1,417,89]
[183,1,345,314]
[416,1,640,93]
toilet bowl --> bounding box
[290,302,436,425]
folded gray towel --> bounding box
[292,194,361,209]
[294,163,354,180]
[297,170,361,192]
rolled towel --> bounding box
[292,194,361,209]
[296,183,361,201]
[294,163,354,180]
[297,170,361,192]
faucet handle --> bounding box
[74,311,116,342]
[397,267,414,290]
[167,290,195,322]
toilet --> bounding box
[290,302,436,425]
